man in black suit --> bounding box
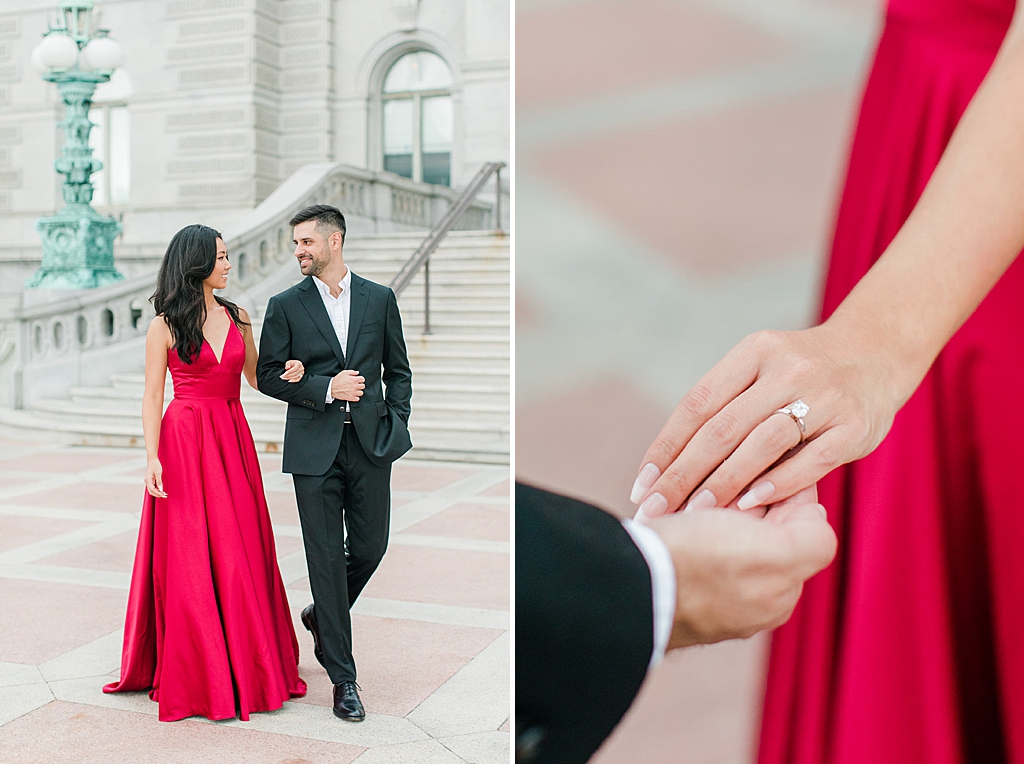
[516,483,836,764]
[257,204,412,721]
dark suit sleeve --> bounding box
[515,484,654,764]
[381,288,411,423]
[256,295,331,410]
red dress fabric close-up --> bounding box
[104,321,306,722]
[760,1,1024,762]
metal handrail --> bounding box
[389,161,506,334]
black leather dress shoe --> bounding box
[300,604,325,667]
[333,680,365,721]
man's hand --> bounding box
[331,369,365,401]
[646,485,836,650]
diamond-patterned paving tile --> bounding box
[361,546,509,611]
[0,474,45,490]
[0,450,139,473]
[516,376,671,516]
[0,701,363,763]
[479,479,509,499]
[265,489,300,526]
[14,481,146,512]
[0,580,128,665]
[517,0,787,110]
[292,615,502,718]
[272,532,305,560]
[403,503,509,542]
[528,86,858,278]
[0,515,94,554]
[390,465,477,493]
[34,529,138,574]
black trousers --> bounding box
[292,423,392,684]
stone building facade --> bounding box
[0,0,509,289]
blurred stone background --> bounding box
[515,0,880,761]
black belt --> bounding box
[343,409,352,423]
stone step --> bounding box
[347,249,509,263]
[399,286,510,299]
[63,393,508,428]
[406,349,510,367]
[400,297,510,309]
[15,229,509,464]
[404,334,509,354]
[399,313,509,330]
[408,383,509,408]
[396,311,509,325]
[0,405,508,464]
[347,256,509,269]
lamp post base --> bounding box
[28,204,124,289]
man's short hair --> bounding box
[289,204,346,244]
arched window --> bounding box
[382,51,453,186]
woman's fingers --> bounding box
[281,359,305,382]
[280,358,303,378]
[737,429,849,512]
[630,335,770,485]
[145,469,167,498]
[632,332,784,505]
[636,380,799,519]
[145,477,167,498]
[686,411,806,510]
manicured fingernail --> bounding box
[738,481,775,510]
[630,463,661,504]
[685,489,716,512]
[635,492,668,521]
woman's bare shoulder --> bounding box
[148,315,172,341]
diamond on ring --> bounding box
[775,399,809,441]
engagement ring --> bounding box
[774,399,810,442]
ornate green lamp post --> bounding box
[28,0,125,289]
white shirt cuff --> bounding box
[326,387,333,404]
[622,518,676,669]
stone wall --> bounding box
[0,0,509,293]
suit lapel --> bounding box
[345,273,370,361]
[297,276,347,367]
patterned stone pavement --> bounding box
[516,0,879,762]
[0,439,509,763]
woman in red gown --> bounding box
[631,0,1024,761]
[104,224,308,722]
[759,2,1024,763]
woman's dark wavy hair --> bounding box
[151,224,249,364]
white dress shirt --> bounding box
[621,518,676,668]
[313,268,352,405]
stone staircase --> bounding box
[15,230,509,463]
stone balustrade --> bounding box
[0,162,509,409]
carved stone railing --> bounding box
[212,164,506,294]
[0,163,510,409]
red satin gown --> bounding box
[104,322,306,721]
[760,1,1024,763]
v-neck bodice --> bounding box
[168,321,244,400]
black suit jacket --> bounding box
[256,272,413,474]
[516,484,654,764]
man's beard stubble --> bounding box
[303,245,330,278]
